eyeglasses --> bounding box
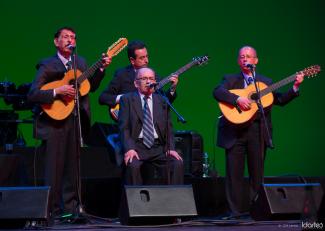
[136,77,156,81]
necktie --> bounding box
[247,77,254,85]
[142,96,155,148]
[66,61,72,70]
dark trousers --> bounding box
[42,115,79,216]
[225,121,265,215]
[124,140,184,185]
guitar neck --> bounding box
[156,60,197,89]
[77,60,102,84]
[260,73,297,96]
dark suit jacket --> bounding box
[28,54,105,140]
[118,91,175,153]
[99,65,177,108]
[213,73,299,149]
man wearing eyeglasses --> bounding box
[99,40,178,121]
[213,46,304,219]
[118,67,183,185]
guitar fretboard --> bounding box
[156,60,198,90]
[77,60,102,85]
[260,74,297,97]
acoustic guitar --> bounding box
[218,65,321,124]
[41,38,128,120]
[109,55,209,121]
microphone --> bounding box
[148,83,159,89]
[66,44,76,51]
[245,63,256,68]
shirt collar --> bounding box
[138,92,152,101]
[57,51,71,66]
[242,72,255,84]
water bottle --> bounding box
[202,152,209,178]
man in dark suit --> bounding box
[213,46,304,218]
[99,40,178,121]
[28,26,111,217]
[118,67,183,185]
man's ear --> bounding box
[130,57,135,66]
[54,38,59,48]
[134,80,138,88]
[254,57,259,65]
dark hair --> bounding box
[127,40,146,59]
[54,26,76,39]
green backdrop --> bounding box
[1,0,324,176]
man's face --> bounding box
[134,68,156,95]
[130,48,149,69]
[54,29,76,56]
[237,47,258,73]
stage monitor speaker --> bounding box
[0,110,18,146]
[119,185,197,225]
[174,131,203,177]
[250,183,324,221]
[0,186,50,228]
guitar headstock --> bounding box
[302,65,321,78]
[193,55,209,66]
[107,38,128,57]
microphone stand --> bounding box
[155,89,186,124]
[71,47,87,222]
[249,66,274,193]
[155,88,185,185]
[249,66,274,149]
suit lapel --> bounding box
[131,92,143,122]
[152,94,164,138]
[236,73,245,88]
[54,54,69,72]
[153,94,161,123]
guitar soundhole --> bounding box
[68,80,79,89]
[250,93,258,101]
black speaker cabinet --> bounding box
[119,185,197,225]
[174,131,203,177]
[250,183,324,221]
[84,122,122,165]
[0,110,18,146]
[85,122,119,147]
[0,186,50,227]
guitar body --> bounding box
[41,69,90,120]
[218,82,274,124]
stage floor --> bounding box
[5,218,303,231]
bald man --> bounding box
[118,67,183,185]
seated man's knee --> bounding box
[126,159,142,172]
[172,158,183,168]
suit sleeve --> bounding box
[118,95,136,152]
[27,62,56,104]
[99,69,121,107]
[213,75,239,105]
[167,108,175,150]
[273,88,299,106]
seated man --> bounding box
[118,67,183,185]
